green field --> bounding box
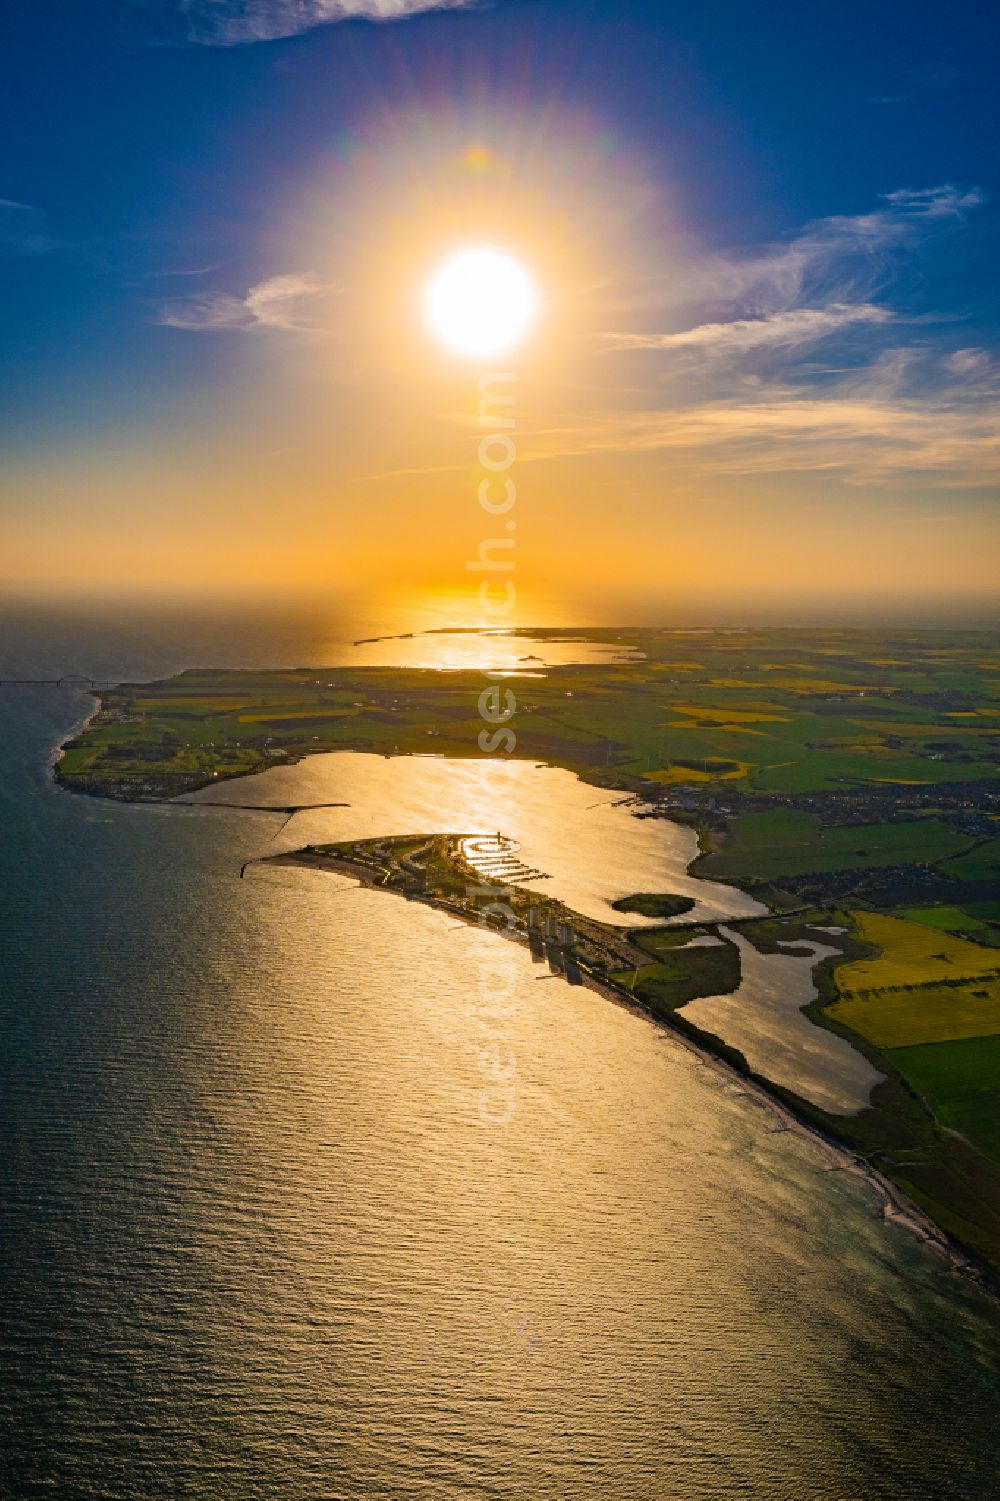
[610,928,740,1013]
[57,626,1000,1271]
[942,837,1000,883]
[886,1035,1000,1163]
[898,904,990,933]
[962,899,1000,923]
[58,626,1000,801]
[819,906,1000,1254]
[897,903,1000,945]
[700,809,972,881]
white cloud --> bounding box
[157,271,336,331]
[179,0,474,44]
[882,185,983,218]
[157,293,250,330]
[603,303,891,354]
[582,184,995,488]
[945,348,992,379]
[674,184,984,316]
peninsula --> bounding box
[55,627,1000,1279]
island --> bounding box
[55,626,1000,1282]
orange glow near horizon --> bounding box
[2,104,996,623]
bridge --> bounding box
[0,676,110,690]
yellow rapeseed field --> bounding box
[827,977,1000,1047]
[667,705,790,724]
[837,913,1000,993]
[647,761,751,784]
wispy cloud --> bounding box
[142,262,225,280]
[603,303,891,355]
[178,0,474,45]
[512,391,1000,490]
[882,185,982,218]
[157,271,337,331]
[670,184,984,317]
[945,348,992,380]
[567,185,995,487]
[355,385,1000,491]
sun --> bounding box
[424,246,538,359]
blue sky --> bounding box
[2,0,998,611]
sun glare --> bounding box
[424,246,538,358]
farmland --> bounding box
[57,626,1000,806]
[898,904,998,936]
[56,625,1000,1274]
[814,902,1000,1263]
[700,810,973,882]
[834,913,1000,993]
[884,1036,1000,1164]
[825,977,1000,1048]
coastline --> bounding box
[53,684,286,802]
[50,690,1000,1295]
[249,841,993,1293]
[48,688,102,783]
